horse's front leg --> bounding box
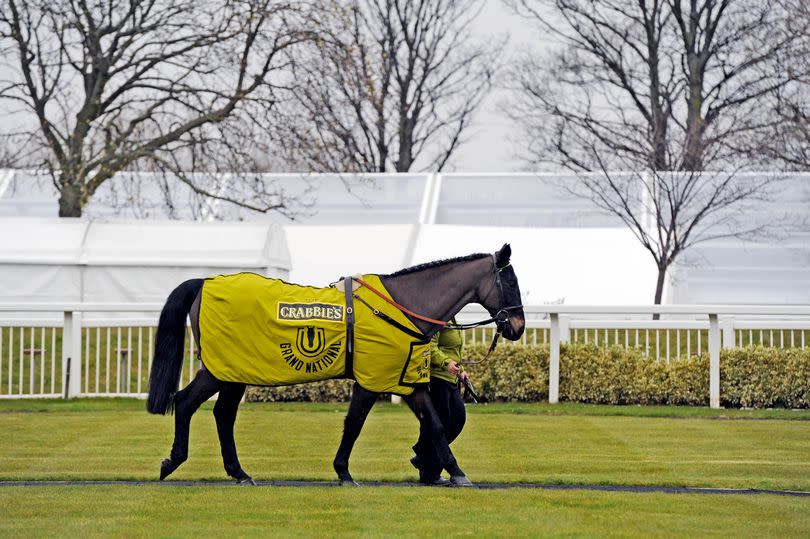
[213,382,254,485]
[333,382,378,486]
[405,388,472,487]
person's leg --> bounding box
[444,382,466,444]
[411,380,450,475]
[413,380,453,479]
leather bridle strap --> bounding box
[460,330,501,366]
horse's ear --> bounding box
[496,243,511,267]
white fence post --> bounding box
[560,315,570,344]
[721,317,735,349]
[549,313,561,404]
[709,314,721,409]
[62,311,82,398]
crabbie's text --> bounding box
[278,303,344,322]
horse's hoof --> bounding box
[339,479,360,487]
[159,458,173,481]
[237,477,256,486]
[450,475,474,487]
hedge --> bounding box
[246,344,810,408]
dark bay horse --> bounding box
[146,244,524,486]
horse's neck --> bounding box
[380,257,491,336]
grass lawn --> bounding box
[0,399,808,537]
[1,485,808,538]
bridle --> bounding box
[350,254,522,364]
[444,254,522,329]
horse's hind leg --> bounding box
[333,382,378,486]
[160,368,221,480]
[213,382,254,485]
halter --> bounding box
[447,254,522,331]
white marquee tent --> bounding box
[2,171,809,306]
[0,218,290,307]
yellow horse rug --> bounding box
[199,273,431,395]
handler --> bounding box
[410,318,471,486]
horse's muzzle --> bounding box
[500,315,525,341]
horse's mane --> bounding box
[383,253,490,278]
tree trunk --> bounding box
[682,57,705,171]
[652,263,667,320]
[58,179,83,217]
[396,115,414,172]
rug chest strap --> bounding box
[343,276,355,379]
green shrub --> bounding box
[248,378,354,402]
[245,343,810,408]
[665,355,709,406]
[463,343,549,401]
[721,347,810,408]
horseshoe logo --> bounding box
[295,326,326,358]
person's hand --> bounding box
[459,371,470,383]
[447,361,461,375]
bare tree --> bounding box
[506,0,796,172]
[764,0,810,168]
[569,172,785,307]
[0,0,314,217]
[276,0,501,173]
[505,0,797,305]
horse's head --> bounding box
[478,244,525,341]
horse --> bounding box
[146,243,524,486]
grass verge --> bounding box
[0,399,808,491]
[0,485,808,538]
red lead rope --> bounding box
[353,277,449,327]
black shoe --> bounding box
[409,455,421,470]
[450,475,474,487]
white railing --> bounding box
[2,303,810,408]
[459,305,810,408]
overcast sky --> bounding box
[447,0,541,172]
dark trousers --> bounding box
[414,378,466,477]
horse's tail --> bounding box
[146,278,204,415]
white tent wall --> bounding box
[283,224,658,305]
[409,225,659,305]
[0,218,291,308]
[283,225,417,287]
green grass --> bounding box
[0,400,808,489]
[1,486,808,538]
[1,399,809,537]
